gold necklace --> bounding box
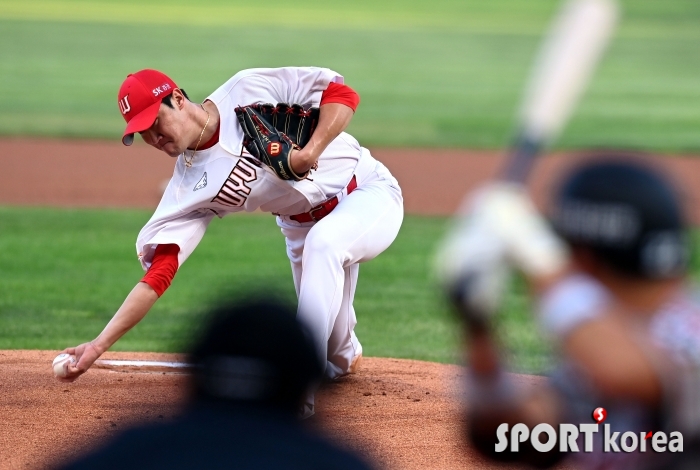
[184,106,210,168]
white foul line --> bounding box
[94,359,192,369]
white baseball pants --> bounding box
[277,159,403,412]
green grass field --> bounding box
[3,207,700,371]
[1,0,700,150]
[0,207,554,372]
[2,1,700,373]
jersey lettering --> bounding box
[232,161,257,182]
[211,159,258,207]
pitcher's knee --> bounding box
[304,230,344,261]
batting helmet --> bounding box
[550,156,689,279]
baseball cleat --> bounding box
[349,353,363,375]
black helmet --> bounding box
[188,295,323,413]
[551,156,689,279]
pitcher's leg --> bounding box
[277,220,311,297]
[282,231,361,380]
[296,181,403,378]
[325,264,362,379]
[296,229,346,376]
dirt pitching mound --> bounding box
[0,350,553,470]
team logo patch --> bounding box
[193,172,207,191]
[267,142,282,156]
[118,95,131,115]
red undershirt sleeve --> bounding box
[140,244,179,297]
[320,82,360,112]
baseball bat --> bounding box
[443,0,619,325]
[503,0,619,183]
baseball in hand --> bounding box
[53,353,76,378]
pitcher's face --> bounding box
[139,102,191,158]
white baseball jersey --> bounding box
[136,67,371,270]
[134,67,405,419]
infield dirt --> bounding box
[0,350,556,470]
[4,138,698,469]
[5,138,700,222]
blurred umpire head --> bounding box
[551,156,689,280]
[188,295,323,414]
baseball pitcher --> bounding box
[59,67,404,418]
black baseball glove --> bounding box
[235,103,319,181]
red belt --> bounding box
[290,176,357,223]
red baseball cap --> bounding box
[117,69,178,146]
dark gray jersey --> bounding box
[551,287,700,470]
